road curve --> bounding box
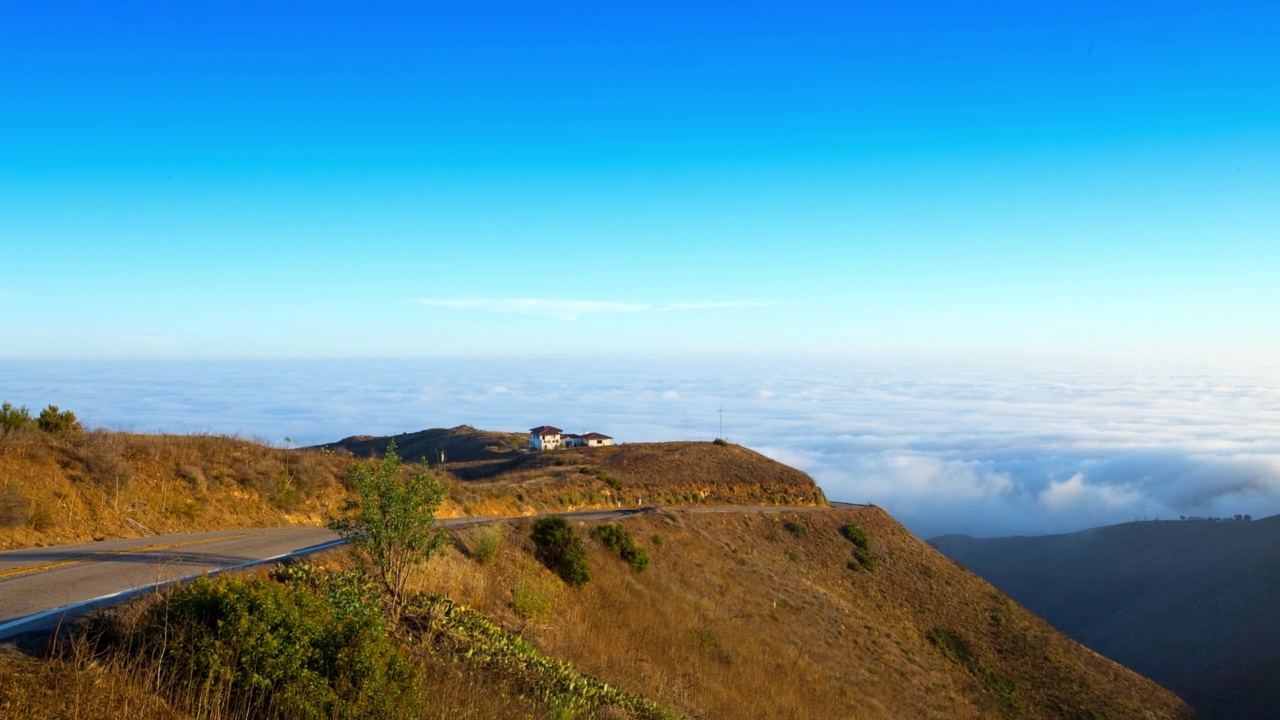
[0,504,862,641]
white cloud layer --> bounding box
[2,359,1278,538]
[411,297,779,320]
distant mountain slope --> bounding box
[316,424,526,464]
[931,515,1280,719]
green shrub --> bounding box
[783,519,808,538]
[579,466,622,490]
[329,441,449,622]
[0,403,35,433]
[841,523,875,571]
[712,438,729,447]
[472,523,506,564]
[651,534,665,548]
[36,405,82,435]
[126,571,416,719]
[591,523,651,572]
[531,516,591,587]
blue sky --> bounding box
[2,1,1278,361]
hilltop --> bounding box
[319,427,827,514]
[932,515,1280,719]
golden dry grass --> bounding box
[0,430,352,550]
[1,507,1194,719]
[426,507,1194,720]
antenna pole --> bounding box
[718,405,724,439]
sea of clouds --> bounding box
[2,358,1278,539]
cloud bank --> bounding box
[412,298,779,320]
[2,358,1277,538]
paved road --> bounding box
[0,503,864,641]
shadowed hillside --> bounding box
[932,515,1280,719]
[318,425,527,465]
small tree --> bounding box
[329,442,448,621]
[0,403,35,433]
[531,516,591,587]
[36,405,82,435]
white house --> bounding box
[529,426,563,450]
[531,426,613,450]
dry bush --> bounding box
[0,484,31,528]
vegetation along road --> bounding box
[0,504,847,640]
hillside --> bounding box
[0,428,351,550]
[0,506,1193,719]
[0,424,823,551]
[932,516,1280,719]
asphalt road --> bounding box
[0,503,863,641]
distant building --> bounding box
[530,426,613,450]
[529,426,563,450]
[562,431,614,448]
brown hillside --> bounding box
[320,429,827,515]
[1,426,825,550]
[454,441,827,511]
[0,506,1194,719]
[0,430,351,551]
[427,506,1193,720]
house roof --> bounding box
[529,425,562,435]
[582,432,612,440]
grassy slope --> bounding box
[0,430,350,550]
[426,507,1191,720]
[932,517,1280,720]
[0,507,1192,719]
[1,427,823,550]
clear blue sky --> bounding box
[3,1,1277,362]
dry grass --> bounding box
[423,508,1194,720]
[2,428,827,551]
[1,508,1193,719]
[0,430,351,550]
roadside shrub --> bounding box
[36,405,82,435]
[783,519,808,538]
[591,523,650,572]
[125,571,416,719]
[472,523,506,564]
[531,516,591,587]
